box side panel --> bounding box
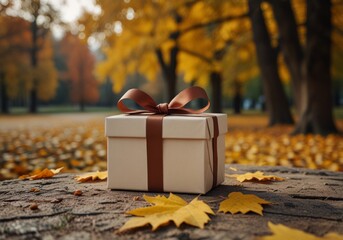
[203,134,226,193]
[163,139,207,194]
[107,137,148,190]
[204,139,214,193]
[217,135,225,185]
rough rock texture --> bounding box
[0,164,342,240]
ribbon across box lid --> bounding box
[105,114,227,140]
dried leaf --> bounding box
[259,222,343,240]
[30,188,40,192]
[75,171,107,182]
[218,192,271,215]
[51,167,64,174]
[30,203,38,210]
[19,167,63,180]
[227,171,284,183]
[118,193,214,232]
[73,190,83,196]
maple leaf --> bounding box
[19,167,63,180]
[218,192,271,215]
[227,171,284,183]
[259,222,343,240]
[75,171,107,182]
[118,193,214,232]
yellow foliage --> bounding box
[75,171,107,182]
[3,63,20,98]
[218,192,271,215]
[36,60,58,101]
[119,193,214,232]
[278,54,290,83]
[261,2,278,47]
[291,0,306,45]
[19,167,63,180]
[259,222,343,240]
[87,0,251,93]
[228,171,285,183]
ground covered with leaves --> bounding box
[0,113,342,180]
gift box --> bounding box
[106,113,227,194]
[106,86,227,194]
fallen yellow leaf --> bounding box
[19,167,63,180]
[50,167,64,174]
[118,193,214,232]
[218,192,271,215]
[229,167,238,171]
[259,222,343,240]
[228,171,284,183]
[75,171,107,182]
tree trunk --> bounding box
[80,101,85,112]
[269,0,304,115]
[233,80,242,114]
[166,46,178,101]
[210,71,222,113]
[293,0,337,135]
[248,0,294,126]
[156,47,178,102]
[29,12,38,113]
[79,61,85,112]
[155,13,182,102]
[0,72,9,114]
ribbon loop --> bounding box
[117,86,210,115]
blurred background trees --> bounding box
[0,0,343,135]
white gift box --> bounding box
[106,113,227,194]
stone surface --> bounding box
[0,164,342,240]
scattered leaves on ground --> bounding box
[1,115,342,180]
[75,170,107,182]
[119,193,214,232]
[227,171,284,183]
[0,115,107,180]
[226,120,343,172]
[218,192,271,215]
[259,222,343,240]
[19,167,63,180]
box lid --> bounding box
[105,113,227,139]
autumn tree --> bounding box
[0,14,58,114]
[2,0,61,113]
[0,16,30,113]
[61,34,99,111]
[80,0,248,109]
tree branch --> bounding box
[179,47,213,64]
[180,13,248,35]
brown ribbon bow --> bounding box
[117,86,210,114]
[117,86,218,192]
